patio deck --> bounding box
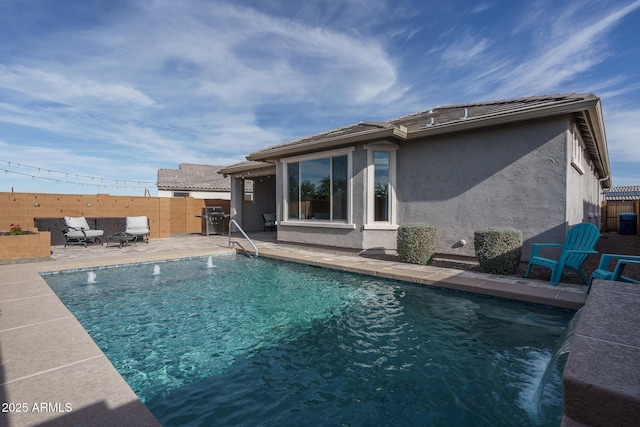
[0,232,589,426]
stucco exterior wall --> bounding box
[565,122,604,230]
[396,117,570,259]
[270,115,601,260]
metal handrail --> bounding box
[228,218,258,258]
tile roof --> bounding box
[246,93,598,157]
[604,186,640,201]
[245,92,610,187]
[157,164,230,191]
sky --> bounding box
[1,0,639,196]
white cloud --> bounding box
[0,65,155,107]
[493,0,640,96]
[603,107,640,163]
[440,33,491,68]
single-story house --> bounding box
[157,163,252,199]
[220,93,611,259]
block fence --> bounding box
[0,192,230,244]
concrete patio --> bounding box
[0,232,632,426]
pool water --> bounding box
[43,255,573,426]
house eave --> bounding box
[246,127,398,162]
[218,161,277,178]
[579,100,612,188]
[404,97,600,139]
[242,93,611,187]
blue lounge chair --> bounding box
[588,254,640,292]
[524,223,600,285]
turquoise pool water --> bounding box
[43,255,572,426]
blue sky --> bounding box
[1,0,639,196]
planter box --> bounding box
[0,231,51,260]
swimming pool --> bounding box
[43,255,572,426]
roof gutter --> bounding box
[404,97,601,140]
[584,99,612,188]
[246,127,399,162]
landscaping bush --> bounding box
[474,227,523,275]
[397,223,437,265]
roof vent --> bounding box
[463,108,469,119]
[419,117,435,129]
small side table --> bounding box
[107,232,137,248]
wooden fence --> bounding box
[602,200,639,234]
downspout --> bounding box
[597,175,610,231]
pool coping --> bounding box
[0,238,588,426]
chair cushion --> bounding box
[125,216,149,234]
[66,229,103,239]
[64,216,90,230]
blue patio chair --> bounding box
[588,254,640,292]
[524,223,600,285]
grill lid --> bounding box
[203,206,224,215]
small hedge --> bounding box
[397,223,437,265]
[474,227,523,275]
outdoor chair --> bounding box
[588,254,640,292]
[63,216,104,247]
[125,216,150,243]
[524,223,600,286]
[262,213,276,231]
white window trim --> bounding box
[570,128,585,175]
[280,147,355,229]
[363,142,398,230]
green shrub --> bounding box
[474,227,523,275]
[397,223,437,265]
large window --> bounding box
[374,152,390,221]
[287,155,348,221]
[365,142,397,229]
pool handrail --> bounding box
[228,218,258,258]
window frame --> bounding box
[364,142,398,230]
[280,147,355,229]
[570,127,585,175]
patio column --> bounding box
[230,176,244,228]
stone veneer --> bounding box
[562,279,640,426]
[0,231,50,260]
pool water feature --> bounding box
[43,255,573,426]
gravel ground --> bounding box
[316,232,640,286]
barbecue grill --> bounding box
[198,206,227,235]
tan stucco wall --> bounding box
[0,192,229,241]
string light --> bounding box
[0,159,155,190]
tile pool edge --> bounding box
[256,248,588,310]
[1,244,587,426]
[0,247,235,426]
[0,266,162,426]
[562,280,640,427]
